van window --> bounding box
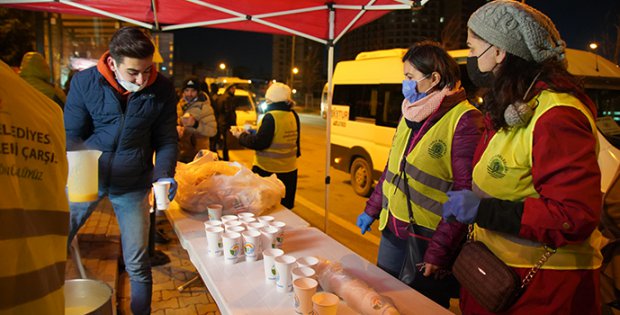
[233,95,253,111]
[332,84,403,128]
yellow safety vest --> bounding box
[0,61,69,314]
[473,90,603,270]
[379,101,478,230]
[254,110,298,173]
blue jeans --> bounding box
[377,228,407,278]
[67,188,152,315]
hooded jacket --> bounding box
[64,52,178,194]
[19,52,67,109]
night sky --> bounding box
[171,0,619,78]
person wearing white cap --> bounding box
[442,1,603,314]
[232,82,300,209]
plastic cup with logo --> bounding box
[152,181,171,210]
[312,292,339,315]
[260,226,279,250]
[222,232,241,264]
[227,225,246,257]
[205,226,224,257]
[207,204,223,221]
[293,277,318,315]
[292,266,316,281]
[269,221,286,248]
[242,230,261,262]
[296,256,320,271]
[262,248,284,283]
[274,254,296,293]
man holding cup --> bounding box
[64,26,178,315]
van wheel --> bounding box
[351,157,372,197]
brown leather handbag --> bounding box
[452,227,555,313]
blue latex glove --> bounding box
[442,190,481,224]
[157,177,178,200]
[356,212,374,235]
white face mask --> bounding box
[113,60,145,93]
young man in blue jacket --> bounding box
[64,27,178,315]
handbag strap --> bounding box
[466,225,556,290]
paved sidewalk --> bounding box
[65,201,221,314]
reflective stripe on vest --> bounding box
[254,110,298,172]
[473,90,602,269]
[379,101,477,231]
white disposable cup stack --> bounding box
[262,248,284,283]
[291,266,316,281]
[242,230,262,261]
[293,277,318,315]
[274,254,296,293]
[152,182,170,210]
[207,204,223,221]
[205,226,224,257]
[222,232,242,264]
[312,292,339,315]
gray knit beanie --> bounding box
[468,0,566,65]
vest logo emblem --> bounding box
[487,155,507,178]
[428,140,447,159]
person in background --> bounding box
[208,82,220,153]
[64,26,178,315]
[214,84,237,161]
[232,82,301,209]
[442,1,603,314]
[176,77,217,163]
[0,59,69,314]
[355,41,483,307]
[19,51,67,109]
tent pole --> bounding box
[324,4,335,233]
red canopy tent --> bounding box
[2,0,424,228]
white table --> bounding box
[164,202,310,249]
[184,227,453,315]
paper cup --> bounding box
[257,215,275,225]
[260,226,279,250]
[240,216,257,227]
[227,226,246,257]
[237,212,255,219]
[247,222,266,232]
[204,220,223,229]
[242,230,262,262]
[262,248,284,283]
[312,292,339,315]
[269,221,286,248]
[296,256,320,271]
[293,278,318,315]
[221,215,239,223]
[292,266,316,281]
[152,181,170,210]
[224,220,243,232]
[207,204,223,221]
[205,226,224,257]
[222,232,241,264]
[274,254,296,293]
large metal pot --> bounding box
[65,279,113,315]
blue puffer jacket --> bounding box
[64,64,178,194]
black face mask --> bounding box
[466,45,495,88]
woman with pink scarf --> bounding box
[355,41,483,308]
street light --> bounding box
[290,67,300,98]
[588,42,599,72]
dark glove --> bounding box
[442,190,480,224]
[157,177,178,200]
[356,212,375,235]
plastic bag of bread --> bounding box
[315,260,400,315]
[174,153,285,215]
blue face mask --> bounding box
[402,75,429,103]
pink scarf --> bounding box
[401,86,459,122]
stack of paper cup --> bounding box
[293,278,318,315]
[274,254,296,293]
[207,204,223,221]
[205,226,224,257]
[222,232,241,264]
[152,182,170,210]
[262,249,284,283]
[242,230,261,261]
